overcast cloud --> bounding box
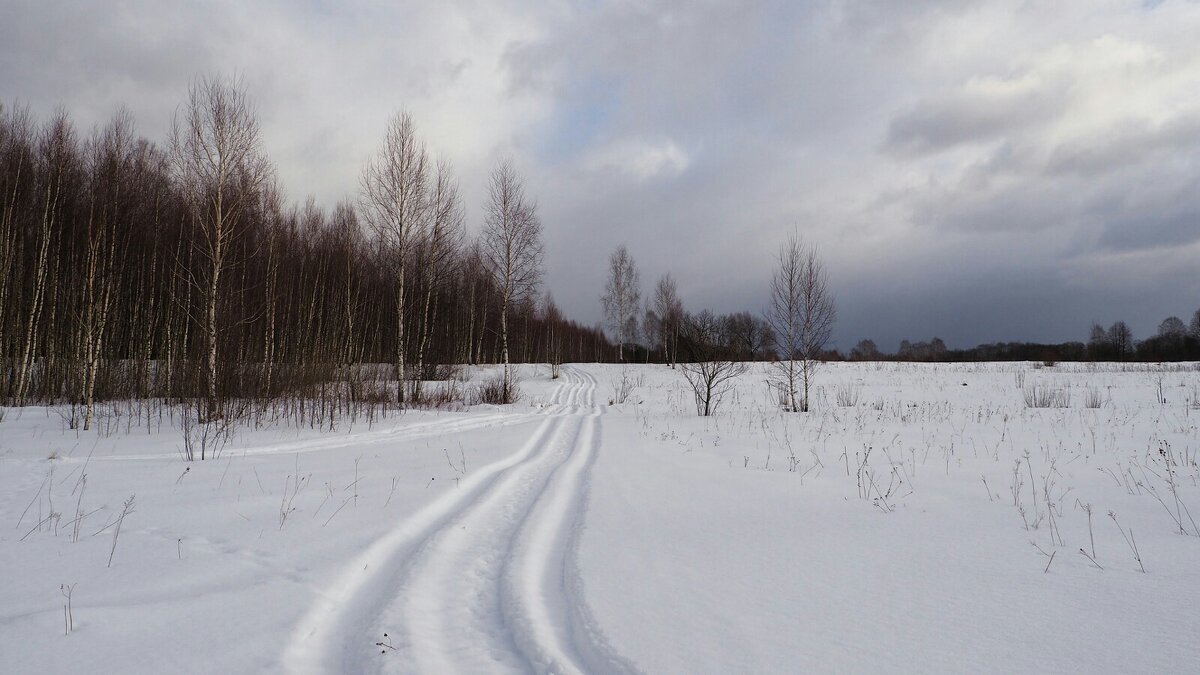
[3,0,1199,350]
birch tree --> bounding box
[79,111,136,429]
[481,159,542,401]
[170,75,272,421]
[412,159,463,398]
[14,112,75,406]
[543,292,564,378]
[653,273,684,368]
[359,110,430,404]
[0,104,34,389]
[601,244,640,362]
[766,234,835,413]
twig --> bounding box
[1078,548,1103,570]
[107,495,136,568]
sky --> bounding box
[3,0,1200,351]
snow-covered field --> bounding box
[3,362,1199,674]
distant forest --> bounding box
[846,314,1200,364]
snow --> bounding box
[3,362,1199,673]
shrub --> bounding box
[1023,384,1070,408]
[473,375,518,405]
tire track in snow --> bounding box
[501,399,640,674]
[282,365,638,674]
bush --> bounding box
[472,375,518,405]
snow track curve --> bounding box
[283,365,638,674]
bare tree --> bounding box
[170,75,272,420]
[1191,308,1200,342]
[78,111,137,429]
[766,234,835,413]
[678,310,748,416]
[1107,321,1133,361]
[481,159,543,400]
[601,244,640,362]
[1159,316,1187,339]
[653,273,684,368]
[412,158,463,399]
[0,103,34,394]
[14,111,76,406]
[359,110,430,404]
[641,305,660,364]
[723,311,771,361]
[849,339,881,361]
[543,292,564,378]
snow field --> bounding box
[582,361,1200,673]
[2,361,1199,673]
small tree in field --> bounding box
[679,311,748,416]
[765,234,835,413]
[601,244,640,362]
[653,273,684,367]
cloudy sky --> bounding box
[3,0,1199,350]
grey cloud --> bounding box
[885,86,1064,157]
[1046,115,1200,176]
[1088,179,1200,253]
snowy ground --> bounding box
[3,362,1199,673]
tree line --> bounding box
[848,311,1200,364]
[0,77,614,427]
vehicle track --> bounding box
[283,365,637,674]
